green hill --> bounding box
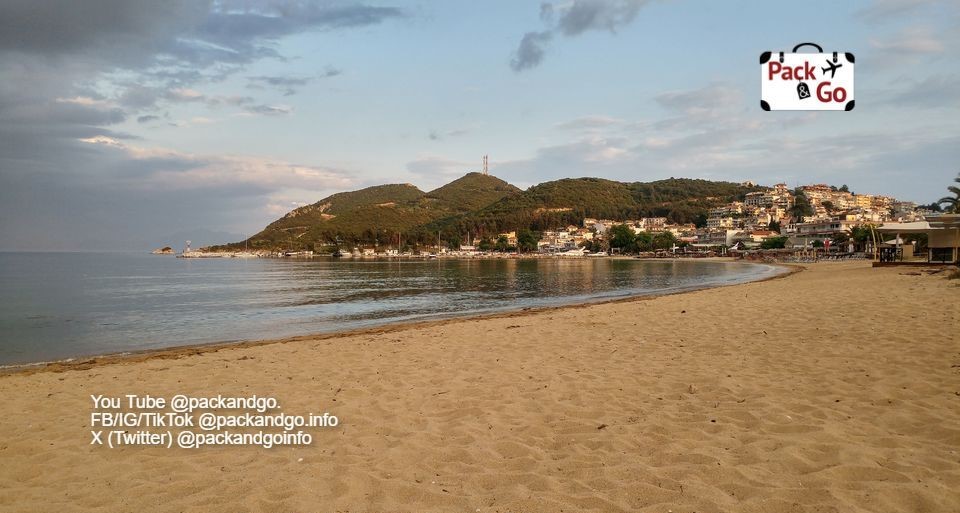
[213,174,762,251]
[237,183,426,249]
[423,172,520,213]
[301,183,424,215]
[430,177,760,237]
[226,174,520,251]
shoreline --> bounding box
[1,261,957,512]
[0,260,795,376]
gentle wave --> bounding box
[0,252,783,365]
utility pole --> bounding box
[482,155,488,175]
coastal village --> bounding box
[180,180,954,263]
[524,182,931,255]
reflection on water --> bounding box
[0,253,782,365]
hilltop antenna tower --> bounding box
[482,155,488,175]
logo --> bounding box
[760,42,855,111]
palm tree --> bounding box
[938,173,960,213]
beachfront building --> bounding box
[794,218,859,236]
[699,229,741,246]
[537,230,578,252]
[877,215,960,263]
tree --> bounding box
[652,231,677,250]
[760,236,789,249]
[516,230,539,253]
[768,220,781,233]
[477,237,494,251]
[850,224,875,251]
[938,172,960,213]
[635,232,654,252]
[694,213,708,228]
[790,192,814,219]
[495,235,510,252]
[839,184,850,193]
[609,224,638,252]
[579,239,601,252]
[822,200,834,211]
[446,235,461,250]
[832,232,851,246]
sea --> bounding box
[0,252,784,366]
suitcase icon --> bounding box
[760,42,854,111]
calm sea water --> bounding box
[0,253,782,366]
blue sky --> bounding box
[1,0,958,250]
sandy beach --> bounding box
[1,261,958,512]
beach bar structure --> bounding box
[875,214,960,264]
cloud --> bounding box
[2,93,128,126]
[540,3,555,23]
[242,104,292,116]
[650,83,755,132]
[428,128,469,141]
[90,140,353,191]
[554,116,627,130]
[0,123,362,250]
[882,74,960,108]
[856,0,940,22]
[555,0,649,36]
[493,121,959,204]
[493,82,838,183]
[869,26,945,54]
[538,136,632,165]
[0,1,402,66]
[655,84,742,113]
[406,155,475,180]
[119,84,164,108]
[166,88,206,102]
[510,31,552,71]
[485,70,959,204]
[161,88,254,107]
[246,67,339,95]
[0,1,401,124]
[0,0,208,62]
[319,66,343,79]
[510,0,650,71]
[248,75,311,88]
[0,1,403,250]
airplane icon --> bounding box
[822,60,843,79]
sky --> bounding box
[0,0,958,251]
